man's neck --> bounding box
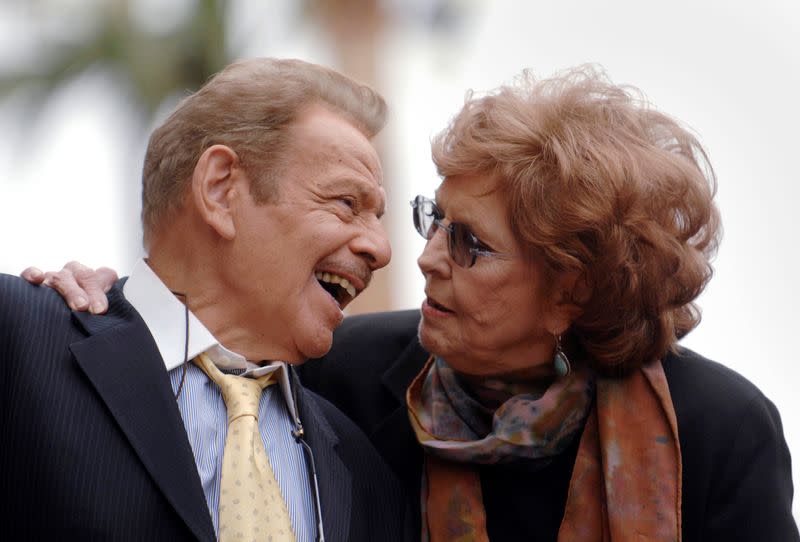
[145,250,292,362]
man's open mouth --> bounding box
[315,271,357,307]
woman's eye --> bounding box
[472,236,493,252]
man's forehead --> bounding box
[288,105,382,173]
[314,136,382,182]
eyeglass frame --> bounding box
[410,194,516,268]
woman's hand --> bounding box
[21,262,118,314]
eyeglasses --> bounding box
[410,195,515,268]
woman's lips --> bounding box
[423,295,453,314]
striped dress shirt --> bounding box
[124,259,316,541]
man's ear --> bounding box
[545,269,589,336]
[191,145,242,240]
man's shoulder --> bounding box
[0,274,97,375]
[0,273,74,329]
[0,273,130,314]
[1,271,65,303]
[0,273,139,341]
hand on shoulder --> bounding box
[21,261,117,313]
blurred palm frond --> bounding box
[0,0,229,121]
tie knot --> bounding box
[193,353,276,423]
[219,374,263,420]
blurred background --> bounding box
[1,0,798,518]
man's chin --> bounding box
[296,327,336,361]
[287,306,343,361]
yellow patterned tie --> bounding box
[194,353,296,542]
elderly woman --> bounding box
[30,66,797,541]
[303,67,797,541]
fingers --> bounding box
[45,262,93,312]
[94,267,119,293]
[64,261,113,314]
[21,266,45,285]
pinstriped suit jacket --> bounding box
[0,274,407,541]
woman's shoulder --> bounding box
[662,346,784,448]
[663,347,798,541]
[662,346,768,416]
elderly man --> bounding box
[1,58,406,541]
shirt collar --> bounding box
[123,259,299,421]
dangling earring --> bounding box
[553,334,571,377]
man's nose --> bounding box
[353,219,392,271]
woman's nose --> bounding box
[417,226,451,277]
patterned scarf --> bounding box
[407,355,682,542]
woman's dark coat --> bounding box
[299,309,799,542]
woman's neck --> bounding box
[456,368,557,410]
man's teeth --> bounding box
[314,271,357,299]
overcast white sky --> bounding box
[1,0,799,518]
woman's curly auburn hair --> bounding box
[431,65,722,373]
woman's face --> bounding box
[417,174,563,377]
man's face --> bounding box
[226,104,391,363]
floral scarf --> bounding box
[407,355,682,542]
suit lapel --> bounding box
[70,286,215,542]
[293,374,353,542]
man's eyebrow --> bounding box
[361,182,386,219]
[362,184,386,219]
[327,178,386,217]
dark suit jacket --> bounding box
[300,309,799,542]
[0,274,406,541]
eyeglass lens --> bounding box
[412,195,475,267]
